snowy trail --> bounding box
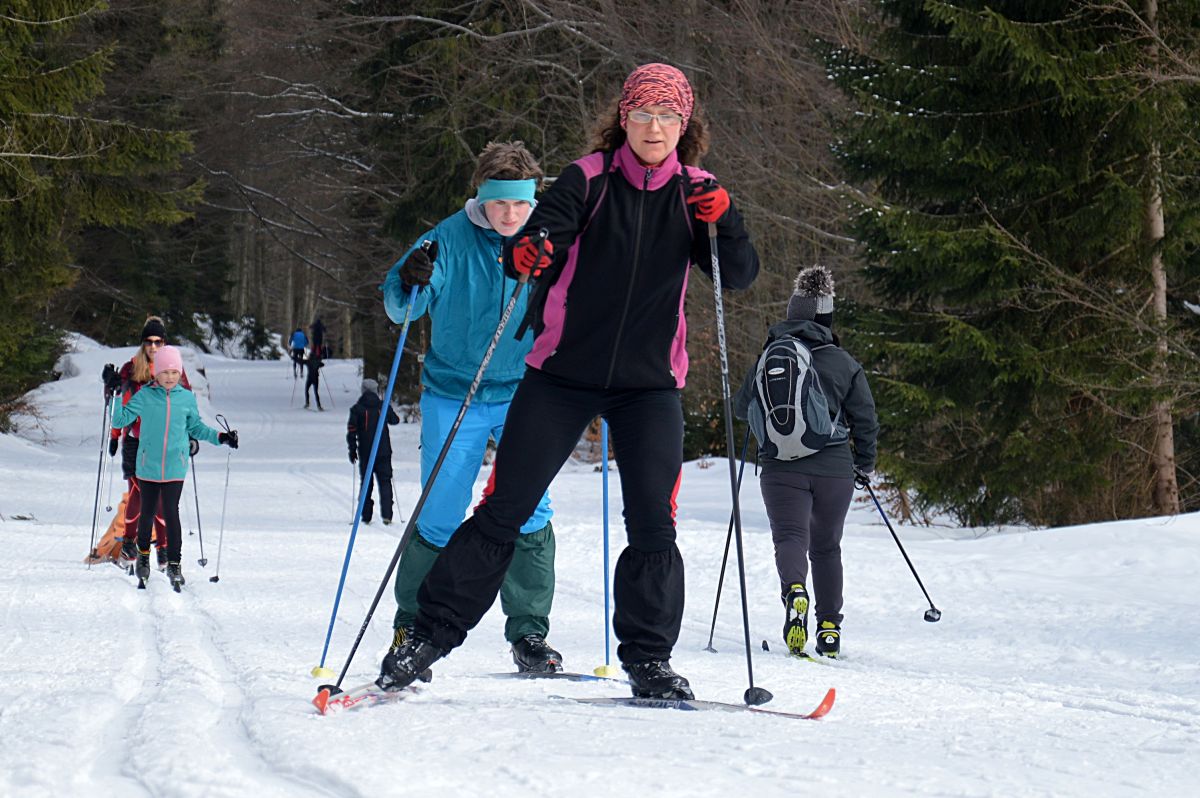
[2,335,1199,797]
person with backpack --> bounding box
[378,64,759,699]
[379,141,562,674]
[347,379,399,525]
[733,265,879,659]
[101,316,193,568]
[289,328,307,378]
[109,345,239,588]
[304,348,324,410]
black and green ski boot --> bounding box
[782,583,809,658]
[814,621,841,658]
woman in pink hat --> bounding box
[110,345,239,589]
[380,63,760,700]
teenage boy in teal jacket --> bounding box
[381,141,560,673]
[111,345,238,587]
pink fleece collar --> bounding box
[613,142,680,191]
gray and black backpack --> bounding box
[746,335,844,460]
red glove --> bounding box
[687,181,731,223]
[510,235,554,279]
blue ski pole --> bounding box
[594,419,619,677]
[311,280,421,678]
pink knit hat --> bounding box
[619,63,695,133]
[154,345,184,374]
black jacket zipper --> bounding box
[604,167,653,388]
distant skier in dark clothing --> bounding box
[734,266,878,659]
[378,63,759,700]
[310,317,326,351]
[347,378,399,524]
[304,350,324,410]
[289,328,307,378]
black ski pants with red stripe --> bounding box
[416,367,685,663]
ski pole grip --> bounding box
[516,228,551,286]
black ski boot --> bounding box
[623,660,694,700]
[376,637,442,692]
[782,583,809,658]
[166,562,185,591]
[135,550,151,587]
[119,537,138,562]
[814,621,841,658]
[511,634,563,673]
[156,547,169,570]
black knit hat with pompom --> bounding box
[786,266,835,327]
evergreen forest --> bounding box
[3,0,1198,526]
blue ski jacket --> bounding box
[381,208,533,405]
[111,384,221,481]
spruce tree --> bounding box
[826,1,1200,524]
[0,0,197,425]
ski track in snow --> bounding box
[2,337,1199,797]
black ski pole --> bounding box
[209,414,234,583]
[314,254,427,678]
[191,454,207,567]
[704,426,752,653]
[87,398,113,568]
[863,480,941,622]
[706,216,772,706]
[323,375,336,409]
[104,439,117,512]
[328,230,546,690]
[390,477,402,524]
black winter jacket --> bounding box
[734,320,879,477]
[347,391,400,461]
[504,142,759,390]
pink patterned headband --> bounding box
[619,63,694,133]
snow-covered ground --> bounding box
[2,335,1197,797]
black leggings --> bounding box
[417,367,685,663]
[135,479,184,562]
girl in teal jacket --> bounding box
[110,345,238,587]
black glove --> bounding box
[399,241,438,288]
[219,430,239,449]
[108,436,119,457]
[189,438,200,457]
[853,467,873,490]
[348,448,358,464]
[102,363,120,395]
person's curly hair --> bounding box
[585,96,710,166]
[472,141,544,190]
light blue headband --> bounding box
[476,178,536,204]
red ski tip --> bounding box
[807,687,836,720]
[312,688,331,715]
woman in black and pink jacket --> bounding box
[380,63,759,700]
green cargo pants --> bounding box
[392,522,555,643]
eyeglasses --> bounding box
[143,338,165,348]
[628,110,683,127]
